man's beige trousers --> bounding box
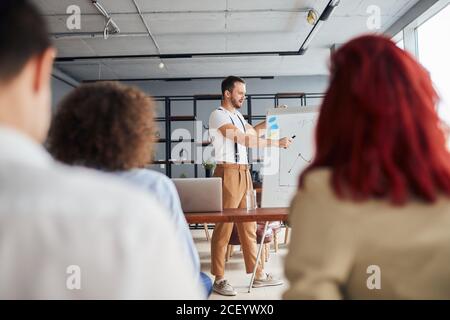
[210,163,264,277]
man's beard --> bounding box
[232,98,243,109]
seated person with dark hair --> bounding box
[47,81,212,297]
[0,0,202,299]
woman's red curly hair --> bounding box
[300,34,450,204]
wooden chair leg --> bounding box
[265,244,269,262]
[284,226,290,244]
[229,245,234,257]
[262,244,265,263]
[204,223,210,241]
[262,244,266,263]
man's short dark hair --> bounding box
[221,76,245,96]
[0,0,51,81]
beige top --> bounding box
[283,169,450,300]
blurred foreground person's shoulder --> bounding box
[0,0,201,299]
[284,169,355,300]
[288,169,336,219]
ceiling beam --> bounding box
[82,76,276,82]
[53,1,340,62]
[43,8,313,17]
[55,51,298,62]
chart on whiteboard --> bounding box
[262,107,319,208]
[278,114,318,187]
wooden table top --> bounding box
[185,207,288,224]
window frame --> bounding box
[401,0,450,58]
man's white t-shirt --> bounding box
[209,107,248,164]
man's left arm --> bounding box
[245,105,286,137]
[245,120,266,137]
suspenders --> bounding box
[218,107,247,163]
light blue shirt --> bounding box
[115,169,201,274]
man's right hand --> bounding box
[278,137,293,149]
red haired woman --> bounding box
[284,34,450,299]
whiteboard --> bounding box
[261,107,319,208]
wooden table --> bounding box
[185,207,288,293]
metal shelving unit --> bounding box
[152,92,324,178]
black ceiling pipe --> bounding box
[55,1,340,62]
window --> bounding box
[416,4,450,125]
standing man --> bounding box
[208,76,292,296]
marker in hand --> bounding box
[281,136,294,149]
[285,135,295,148]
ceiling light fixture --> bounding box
[158,62,165,69]
[91,1,120,39]
[306,10,318,25]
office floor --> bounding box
[191,227,289,300]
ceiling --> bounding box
[33,0,420,81]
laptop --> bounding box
[172,178,223,212]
